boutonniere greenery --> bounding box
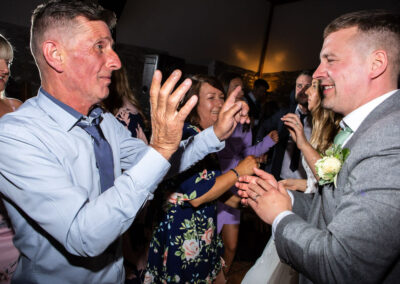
[315,144,350,187]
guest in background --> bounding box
[103,66,148,143]
[0,34,22,284]
[257,71,312,181]
[244,78,269,129]
[279,78,342,192]
[216,72,278,278]
[0,35,21,116]
[145,75,257,283]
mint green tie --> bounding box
[334,125,353,146]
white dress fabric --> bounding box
[302,155,318,194]
[241,238,298,284]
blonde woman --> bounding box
[279,78,342,192]
[0,34,22,284]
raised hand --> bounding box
[268,130,279,143]
[236,168,291,224]
[235,155,258,177]
[281,113,307,149]
[149,70,197,160]
[213,86,250,141]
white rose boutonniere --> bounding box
[315,144,350,187]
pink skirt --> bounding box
[0,217,19,284]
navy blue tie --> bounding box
[78,108,115,193]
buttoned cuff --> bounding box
[125,146,170,194]
[206,125,225,150]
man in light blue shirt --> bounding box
[0,1,249,283]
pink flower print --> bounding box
[182,239,200,261]
[167,192,188,205]
[201,169,207,179]
[201,227,214,245]
[143,272,154,284]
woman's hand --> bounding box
[281,113,307,150]
[268,130,279,143]
[235,155,258,177]
[278,178,307,191]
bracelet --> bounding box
[230,168,240,179]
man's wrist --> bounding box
[272,211,294,239]
[149,143,175,160]
[212,124,224,141]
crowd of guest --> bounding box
[0,1,399,284]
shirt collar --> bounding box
[343,89,398,133]
[38,87,103,131]
[295,104,308,116]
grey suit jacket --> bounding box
[274,91,400,283]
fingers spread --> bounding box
[177,95,198,122]
[166,78,192,117]
[150,70,162,111]
[158,70,182,113]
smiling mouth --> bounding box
[321,85,335,95]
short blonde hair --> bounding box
[0,34,13,62]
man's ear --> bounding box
[42,40,64,73]
[369,49,388,79]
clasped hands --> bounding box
[236,168,292,225]
[149,69,250,160]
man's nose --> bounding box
[313,63,325,79]
[107,49,121,71]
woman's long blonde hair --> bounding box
[309,81,342,153]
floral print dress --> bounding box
[145,124,224,283]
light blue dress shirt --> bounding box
[0,88,224,284]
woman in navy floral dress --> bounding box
[145,75,257,283]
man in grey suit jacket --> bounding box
[237,10,400,283]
